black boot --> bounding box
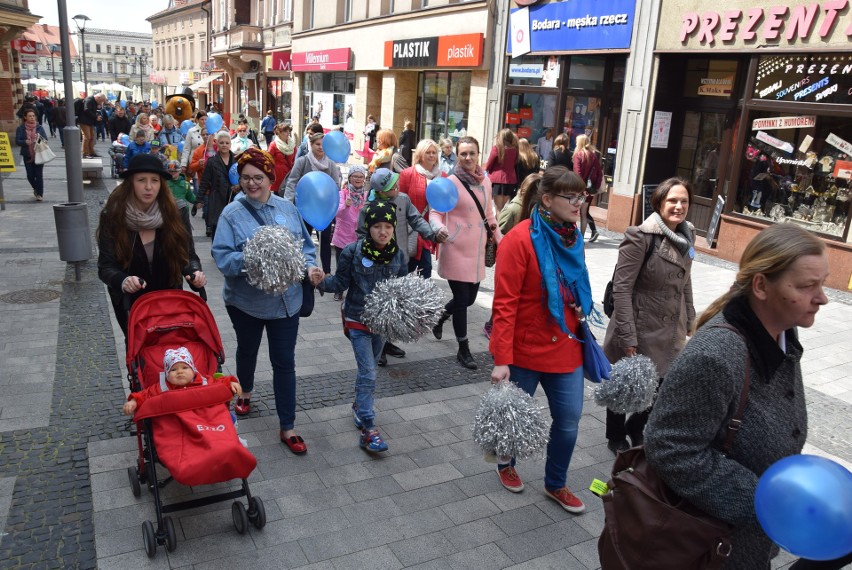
[457,340,477,370]
[384,342,406,358]
[432,310,451,340]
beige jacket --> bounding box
[602,217,696,377]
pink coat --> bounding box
[430,175,503,283]
[331,186,366,249]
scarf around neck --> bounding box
[361,236,398,264]
[651,212,694,257]
[24,123,38,159]
[530,205,597,335]
[415,163,440,180]
[306,150,329,172]
[274,135,295,155]
[346,183,368,208]
[453,162,485,186]
[125,200,164,232]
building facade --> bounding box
[148,0,212,108]
[71,28,153,101]
[646,0,852,289]
[0,0,39,135]
[17,23,78,97]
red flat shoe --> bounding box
[281,432,307,454]
[234,397,251,416]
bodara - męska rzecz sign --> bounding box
[508,0,636,52]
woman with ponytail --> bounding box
[602,177,696,453]
[644,224,829,570]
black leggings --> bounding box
[304,221,332,274]
[446,280,480,341]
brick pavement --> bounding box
[0,135,849,568]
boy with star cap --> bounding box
[356,168,448,365]
[310,199,407,453]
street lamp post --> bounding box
[72,14,90,96]
[49,45,59,97]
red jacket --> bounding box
[489,219,582,372]
[398,166,442,258]
[573,149,602,191]
[484,146,518,185]
[268,142,295,193]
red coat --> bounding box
[129,373,236,409]
[573,149,602,190]
[398,166,442,258]
[268,142,295,192]
[484,146,518,185]
[489,219,582,372]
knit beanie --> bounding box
[163,347,197,374]
[362,200,397,232]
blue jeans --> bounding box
[499,365,585,491]
[407,250,432,279]
[226,305,299,431]
[349,328,384,429]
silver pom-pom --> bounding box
[361,273,446,343]
[472,383,550,461]
[243,226,306,295]
[594,354,659,414]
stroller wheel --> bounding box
[163,516,177,553]
[232,501,249,535]
[142,520,157,558]
[127,466,141,498]
[248,497,266,530]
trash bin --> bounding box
[53,202,93,262]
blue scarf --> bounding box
[529,206,600,335]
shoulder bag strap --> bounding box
[459,180,494,241]
[708,323,751,455]
[237,197,266,227]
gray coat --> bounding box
[645,309,807,569]
[602,217,695,376]
[355,193,436,263]
[282,154,342,202]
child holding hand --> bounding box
[123,347,242,416]
[310,200,407,452]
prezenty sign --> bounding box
[753,54,851,105]
[508,0,636,52]
[384,34,483,69]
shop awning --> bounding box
[187,73,223,91]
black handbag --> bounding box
[603,234,658,318]
[237,198,315,317]
[460,180,498,268]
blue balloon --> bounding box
[151,100,158,109]
[120,100,127,109]
[322,130,351,163]
[295,171,339,231]
[180,120,192,136]
[228,163,240,186]
[177,141,185,154]
[426,177,459,213]
[205,112,223,135]
[755,455,852,560]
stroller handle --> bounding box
[123,284,208,313]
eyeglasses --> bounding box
[240,175,266,185]
[552,193,587,206]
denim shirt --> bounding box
[318,240,407,324]
[212,192,317,319]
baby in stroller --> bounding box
[123,347,241,416]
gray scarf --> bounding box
[125,201,163,232]
[651,212,693,256]
[415,163,440,180]
[306,150,329,172]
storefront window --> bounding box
[678,111,726,199]
[683,58,738,100]
[301,72,355,130]
[563,95,601,149]
[266,79,292,123]
[504,92,557,159]
[507,54,560,87]
[419,71,471,144]
[567,56,605,91]
[737,112,851,241]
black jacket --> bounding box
[78,96,99,126]
[398,128,416,165]
[199,152,237,229]
[108,115,132,141]
[547,147,573,170]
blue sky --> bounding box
[27,0,166,34]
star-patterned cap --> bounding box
[370,168,399,194]
[363,200,397,231]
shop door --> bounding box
[676,111,726,234]
[563,95,601,149]
[504,92,558,156]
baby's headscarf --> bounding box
[163,347,197,374]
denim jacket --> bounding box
[318,240,407,324]
[212,192,317,319]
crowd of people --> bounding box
[36,92,833,568]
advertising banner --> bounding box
[384,34,483,69]
[753,54,852,105]
[292,48,350,72]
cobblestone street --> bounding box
[0,137,850,569]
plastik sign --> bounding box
[292,48,351,71]
[384,33,483,69]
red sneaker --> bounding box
[497,466,524,493]
[545,487,586,514]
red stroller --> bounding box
[125,290,266,558]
